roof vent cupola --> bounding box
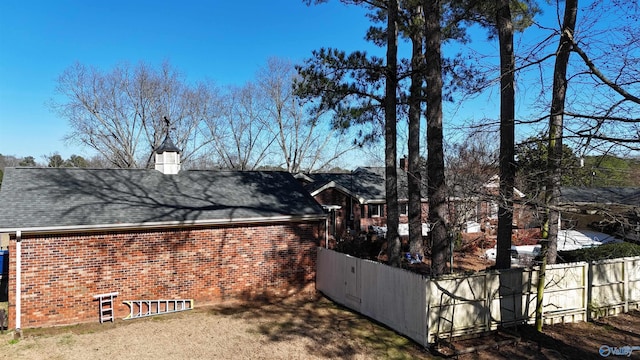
[154,117,181,175]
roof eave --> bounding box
[0,214,327,236]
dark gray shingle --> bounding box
[560,187,640,205]
[305,167,418,202]
[0,168,325,231]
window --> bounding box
[368,204,384,218]
[399,203,408,216]
[489,201,499,219]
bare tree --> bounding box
[204,58,359,172]
[560,1,640,154]
[205,84,274,170]
[52,61,215,168]
[519,0,640,267]
[257,58,358,173]
[543,0,577,267]
[446,132,499,233]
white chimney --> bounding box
[154,136,181,174]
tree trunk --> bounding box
[385,0,401,267]
[536,0,578,332]
[425,0,447,276]
[545,0,578,266]
[495,0,516,270]
[408,3,425,258]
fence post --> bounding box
[425,278,431,347]
[586,261,594,321]
[582,262,588,321]
[624,257,630,313]
[484,272,491,332]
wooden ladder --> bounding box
[93,292,118,323]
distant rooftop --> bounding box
[560,187,640,206]
[303,167,417,202]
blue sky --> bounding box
[0,0,381,160]
[3,1,615,164]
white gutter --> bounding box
[15,230,21,334]
[325,217,329,249]
[0,214,327,236]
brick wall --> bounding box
[314,187,433,238]
[7,221,322,328]
[313,188,362,236]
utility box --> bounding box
[0,250,7,274]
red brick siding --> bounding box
[360,203,429,231]
[7,221,321,328]
[313,188,361,236]
[314,188,348,208]
[314,186,435,239]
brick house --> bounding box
[302,167,529,242]
[449,175,531,234]
[0,138,326,330]
[300,166,428,240]
[558,186,640,242]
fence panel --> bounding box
[539,263,588,324]
[360,260,428,346]
[590,259,626,317]
[427,273,489,341]
[486,269,535,328]
[629,257,640,311]
[316,248,639,346]
[316,248,429,346]
[316,247,348,305]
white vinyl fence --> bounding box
[316,248,640,346]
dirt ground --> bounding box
[439,310,640,359]
[0,294,431,360]
[1,294,639,360]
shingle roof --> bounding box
[304,167,415,202]
[0,167,325,232]
[560,187,640,205]
[155,136,180,153]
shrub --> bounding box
[334,234,384,260]
[558,242,640,263]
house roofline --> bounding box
[294,173,315,183]
[310,181,374,204]
[0,214,327,236]
[310,180,396,205]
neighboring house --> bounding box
[0,138,326,329]
[300,166,428,240]
[302,166,529,241]
[559,187,640,207]
[559,186,640,242]
[450,175,532,234]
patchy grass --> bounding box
[57,334,75,346]
[1,295,637,360]
[0,295,433,360]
